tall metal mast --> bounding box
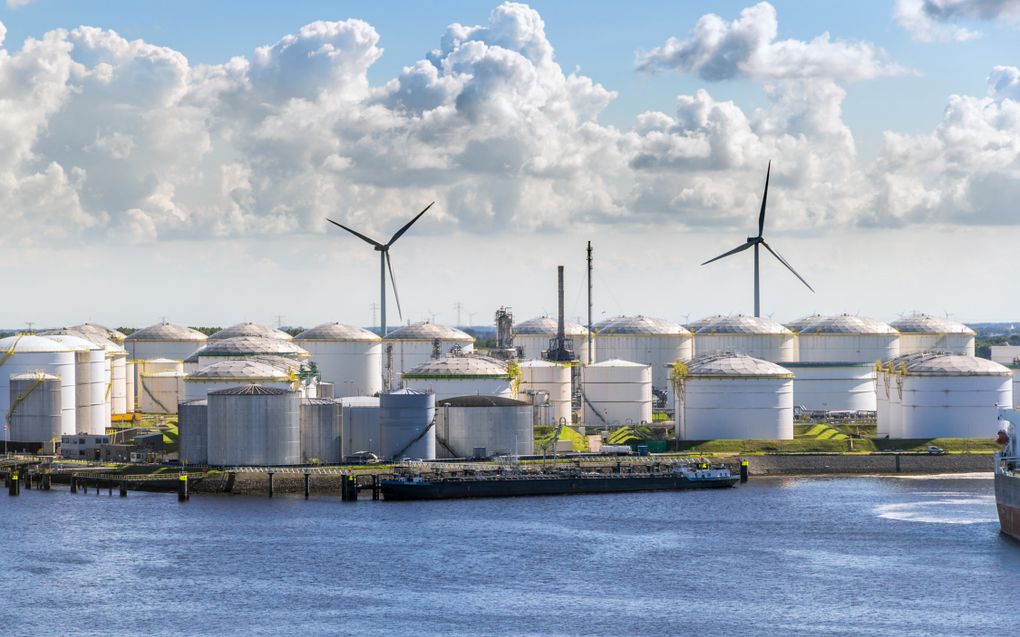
[586,241,593,364]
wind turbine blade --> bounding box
[386,251,404,321]
[761,240,814,292]
[758,161,770,238]
[701,242,753,266]
[325,218,383,248]
[386,201,434,247]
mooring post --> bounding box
[341,474,357,502]
[70,476,77,494]
[372,474,380,501]
[225,472,236,494]
[178,473,189,502]
[303,473,310,500]
[267,472,274,498]
[8,471,18,497]
[740,460,749,483]
[119,480,127,497]
[23,471,31,490]
[895,454,901,473]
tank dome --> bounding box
[685,352,793,378]
[295,322,380,341]
[126,322,207,342]
[209,322,293,341]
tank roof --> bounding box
[0,335,72,353]
[403,355,509,378]
[889,314,975,336]
[895,353,1011,376]
[180,398,207,406]
[686,314,726,332]
[142,370,186,378]
[695,315,792,335]
[338,396,380,407]
[295,322,380,342]
[438,395,529,407]
[685,352,794,378]
[384,321,474,342]
[513,316,589,336]
[9,371,60,380]
[67,323,127,344]
[209,322,293,341]
[195,336,309,358]
[784,314,824,332]
[126,322,208,342]
[209,384,295,396]
[42,334,103,351]
[797,314,897,335]
[188,360,292,380]
[596,315,690,336]
[302,398,337,406]
[250,355,304,372]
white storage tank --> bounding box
[207,385,301,466]
[582,359,653,426]
[300,398,342,464]
[45,328,118,428]
[402,355,513,402]
[293,322,382,398]
[595,316,692,401]
[513,316,593,364]
[890,314,975,356]
[877,353,933,438]
[897,354,1012,438]
[380,389,436,461]
[787,314,900,411]
[383,321,475,377]
[109,345,129,416]
[178,399,208,465]
[125,360,135,414]
[436,395,534,458]
[339,396,381,459]
[519,360,571,426]
[7,371,63,447]
[784,314,823,360]
[43,334,107,435]
[675,353,794,440]
[71,323,126,345]
[694,315,795,362]
[0,335,76,439]
[137,358,183,376]
[209,322,294,341]
[123,322,208,362]
[686,314,725,333]
[184,360,296,402]
[138,371,185,415]
[194,336,310,367]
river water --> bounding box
[1,474,1017,636]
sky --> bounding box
[1,0,1019,330]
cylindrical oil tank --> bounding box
[676,353,794,440]
[890,314,976,356]
[379,389,436,461]
[44,334,106,435]
[383,321,475,378]
[788,314,899,411]
[193,336,310,368]
[123,322,208,362]
[178,399,208,465]
[694,315,795,362]
[209,322,293,341]
[8,371,63,445]
[293,322,382,398]
[595,316,692,402]
[785,314,824,360]
[110,348,128,416]
[0,335,76,438]
[138,371,185,415]
[402,355,513,402]
[519,360,571,426]
[125,360,135,414]
[300,398,342,464]
[513,316,593,365]
[184,359,295,402]
[41,328,117,430]
[339,396,381,458]
[875,363,892,438]
[70,323,126,345]
[899,355,1013,438]
[582,359,653,426]
[137,358,183,376]
[436,395,534,459]
[207,385,300,466]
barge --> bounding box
[381,462,740,501]
[995,410,1020,541]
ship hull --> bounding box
[381,474,738,501]
[995,471,1020,542]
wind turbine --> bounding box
[326,202,434,339]
[701,162,813,317]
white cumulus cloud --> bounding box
[636,2,905,82]
[894,0,1020,41]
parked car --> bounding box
[344,451,380,464]
[927,445,946,455]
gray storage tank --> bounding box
[436,395,534,459]
[379,389,435,461]
[300,398,342,464]
[8,371,63,446]
[207,385,300,466]
[339,396,380,459]
[178,398,208,465]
